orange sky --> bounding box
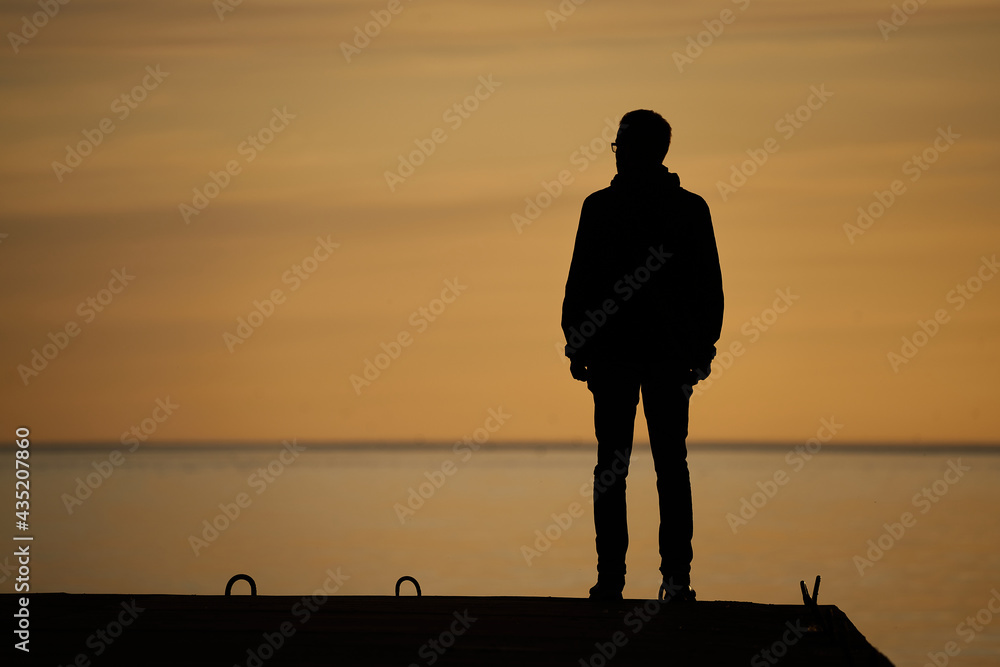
[2,0,999,444]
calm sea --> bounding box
[11,443,1000,666]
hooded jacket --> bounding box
[561,164,723,371]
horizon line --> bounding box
[11,439,1000,454]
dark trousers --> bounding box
[586,359,693,585]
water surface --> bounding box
[19,443,1000,666]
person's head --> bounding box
[614,109,671,174]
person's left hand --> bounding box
[570,357,589,382]
[683,345,717,387]
[683,364,711,387]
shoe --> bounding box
[658,578,696,603]
[589,579,624,601]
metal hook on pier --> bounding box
[799,575,820,607]
[395,575,422,597]
[225,573,257,596]
[800,575,858,666]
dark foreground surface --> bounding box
[5,593,894,666]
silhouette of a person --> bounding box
[561,110,723,601]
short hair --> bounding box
[618,110,672,162]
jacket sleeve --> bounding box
[685,196,724,361]
[561,196,600,360]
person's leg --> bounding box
[586,360,641,593]
[640,369,693,589]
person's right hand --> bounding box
[684,345,716,385]
[570,357,589,382]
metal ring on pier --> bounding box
[225,574,257,596]
[395,576,421,597]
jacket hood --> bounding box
[610,164,680,191]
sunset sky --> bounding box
[2,0,999,445]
